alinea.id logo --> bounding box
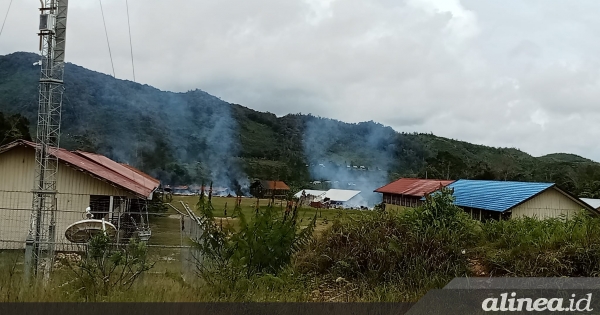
[482,292,593,312]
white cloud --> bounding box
[2,0,600,161]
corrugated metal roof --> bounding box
[447,180,554,212]
[121,163,160,185]
[581,198,600,210]
[324,189,361,202]
[76,151,160,194]
[374,178,455,196]
[0,140,159,198]
[294,189,327,198]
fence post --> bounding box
[24,234,35,284]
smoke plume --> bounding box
[302,116,397,207]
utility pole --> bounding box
[24,0,69,281]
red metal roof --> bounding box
[0,140,159,198]
[374,178,455,197]
[76,151,160,191]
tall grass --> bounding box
[193,193,316,298]
[295,188,477,299]
[0,253,314,302]
[480,212,600,277]
[6,193,600,302]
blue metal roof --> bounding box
[447,180,554,212]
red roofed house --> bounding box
[249,180,290,199]
[0,140,160,249]
[374,178,455,210]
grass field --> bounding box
[167,195,367,235]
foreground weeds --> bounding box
[5,189,600,302]
[296,187,476,299]
[480,213,600,277]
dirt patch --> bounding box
[468,258,489,276]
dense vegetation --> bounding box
[193,194,316,297]
[480,215,600,277]
[3,52,600,198]
[296,188,477,299]
[4,190,600,302]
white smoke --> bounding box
[302,116,397,207]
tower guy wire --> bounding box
[99,0,116,77]
[125,0,136,82]
[0,0,14,40]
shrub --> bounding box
[480,212,600,277]
[297,187,477,295]
[67,234,154,301]
[193,196,316,293]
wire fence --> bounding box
[0,189,203,277]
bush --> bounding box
[66,234,154,301]
[297,187,477,295]
[193,195,316,294]
[480,212,600,277]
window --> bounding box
[89,195,110,220]
[89,195,127,220]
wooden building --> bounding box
[374,178,455,210]
[249,180,290,199]
[448,180,597,221]
[0,140,160,249]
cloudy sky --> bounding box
[1,0,600,160]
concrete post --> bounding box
[24,234,35,284]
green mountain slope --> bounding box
[539,153,593,163]
[2,52,600,199]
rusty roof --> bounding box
[120,163,161,186]
[261,180,290,190]
[0,140,159,199]
[374,178,455,197]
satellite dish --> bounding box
[65,219,117,243]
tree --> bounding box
[0,112,31,146]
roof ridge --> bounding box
[0,139,159,198]
[70,151,146,189]
[448,180,556,212]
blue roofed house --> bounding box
[446,180,597,221]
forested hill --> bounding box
[2,51,600,198]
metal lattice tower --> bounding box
[24,0,69,280]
